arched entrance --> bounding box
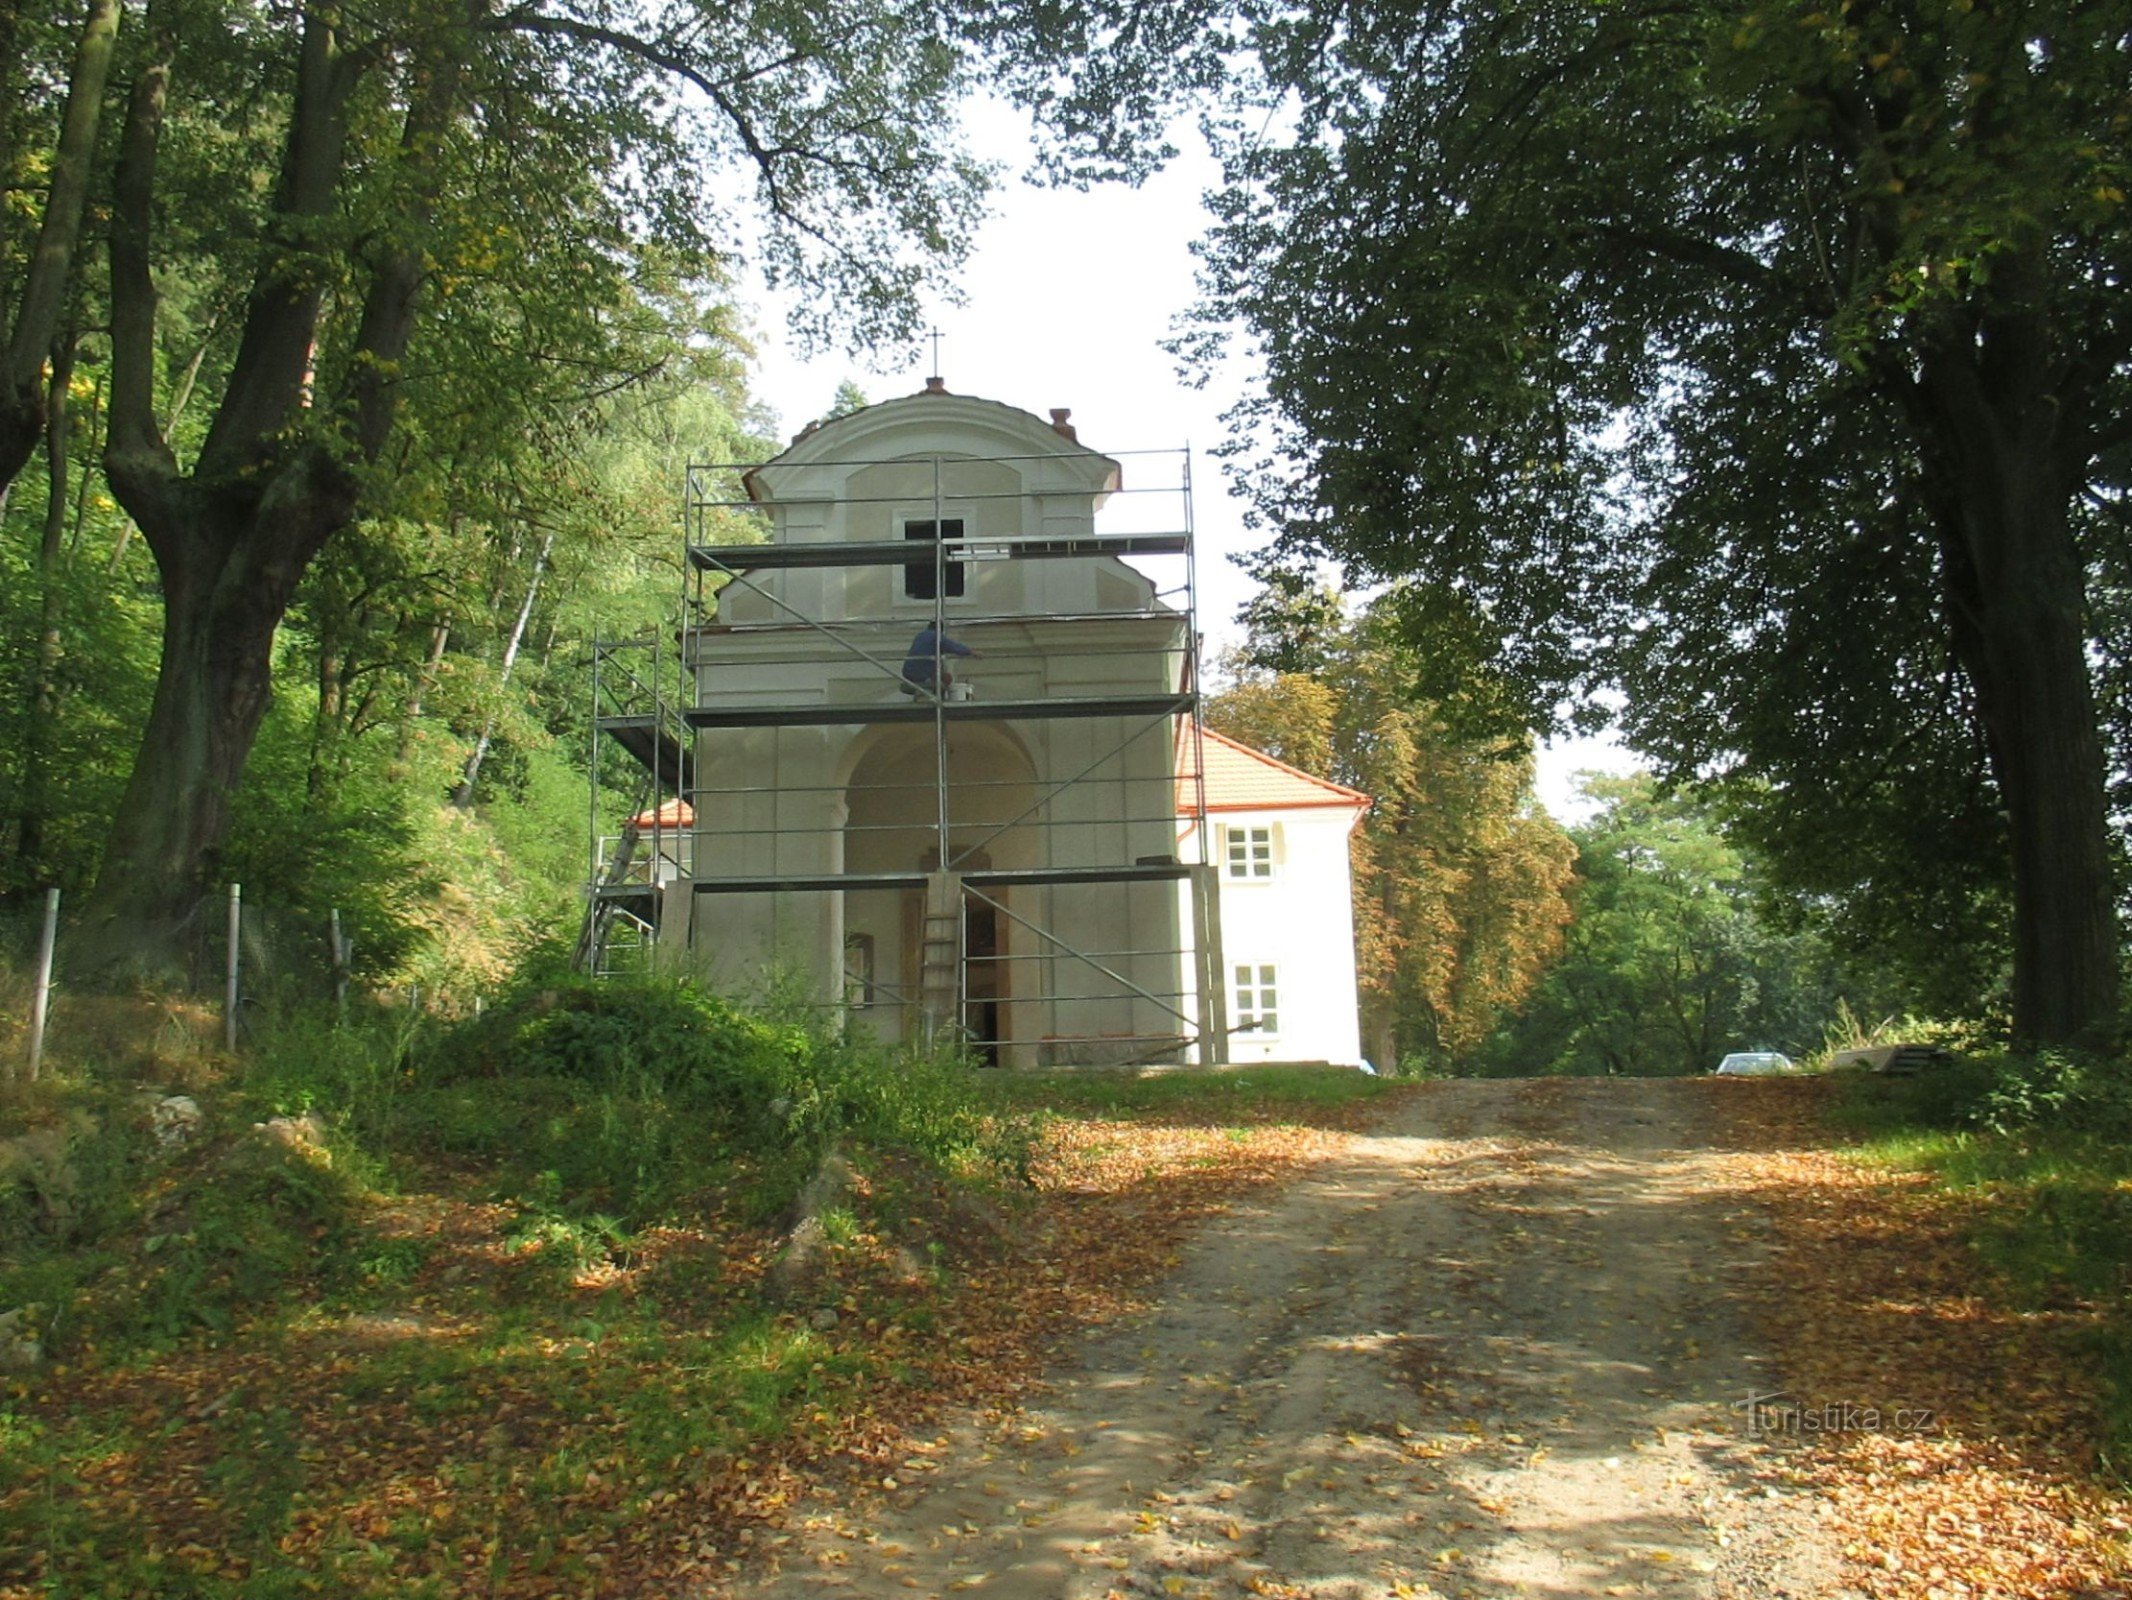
[842,724,1039,1061]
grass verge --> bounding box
[1718,1074,2132,1598]
[1,982,1394,1598]
[1829,1063,2132,1468]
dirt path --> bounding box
[733,1078,1849,1600]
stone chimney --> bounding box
[1049,408,1076,441]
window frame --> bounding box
[1224,823,1275,883]
[843,932,877,1007]
[901,517,968,601]
[1232,961,1281,1039]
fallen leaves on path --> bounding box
[1716,1079,2132,1600]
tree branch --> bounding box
[488,9,799,215]
[198,2,368,479]
[1,0,122,491]
[105,54,179,534]
[344,20,472,464]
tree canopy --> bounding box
[1114,0,2132,1045]
[1475,774,1853,1077]
[0,0,999,975]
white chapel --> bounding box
[604,383,1371,1067]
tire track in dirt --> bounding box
[725,1078,1849,1600]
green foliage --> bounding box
[0,1090,363,1359]
[436,975,808,1098]
[1476,773,1869,1076]
[1840,1060,2132,1455]
[1132,0,2132,1040]
[235,976,1031,1229]
[124,1139,361,1346]
[1975,1049,2132,1144]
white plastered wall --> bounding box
[1185,806,1366,1066]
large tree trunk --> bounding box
[72,520,309,976]
[74,9,457,981]
[1921,313,2121,1047]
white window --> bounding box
[1225,824,1273,881]
[1233,963,1280,1038]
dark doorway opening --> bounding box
[964,897,1002,1067]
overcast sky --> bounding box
[733,100,1635,820]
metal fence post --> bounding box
[24,887,59,1082]
[329,907,349,1018]
[225,882,242,1052]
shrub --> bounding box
[398,975,1031,1226]
[430,974,806,1102]
[1975,1047,2132,1142]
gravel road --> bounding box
[735,1077,1852,1600]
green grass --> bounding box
[1835,1065,2132,1461]
[0,975,1045,1595]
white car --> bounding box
[1713,1050,1795,1076]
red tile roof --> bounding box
[1177,722,1371,815]
[628,798,695,830]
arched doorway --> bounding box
[842,724,1039,1060]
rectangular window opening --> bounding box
[1233,961,1280,1038]
[1225,825,1273,881]
[903,518,967,600]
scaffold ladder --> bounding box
[918,871,964,1043]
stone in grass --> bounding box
[151,1094,202,1149]
[0,1306,41,1372]
[0,1114,91,1225]
[764,1145,854,1309]
[255,1111,330,1160]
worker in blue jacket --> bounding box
[901,626,980,695]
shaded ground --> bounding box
[733,1077,1850,1600]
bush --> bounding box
[434,974,807,1104]
[394,975,1030,1226]
[1975,1047,2132,1141]
[117,1136,361,1345]
[1,1093,363,1358]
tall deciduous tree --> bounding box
[73,0,988,974]
[1476,775,1851,1078]
[1206,597,1575,1070]
[1147,1,2132,1046]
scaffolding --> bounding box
[585,420,1221,1066]
[576,630,691,978]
